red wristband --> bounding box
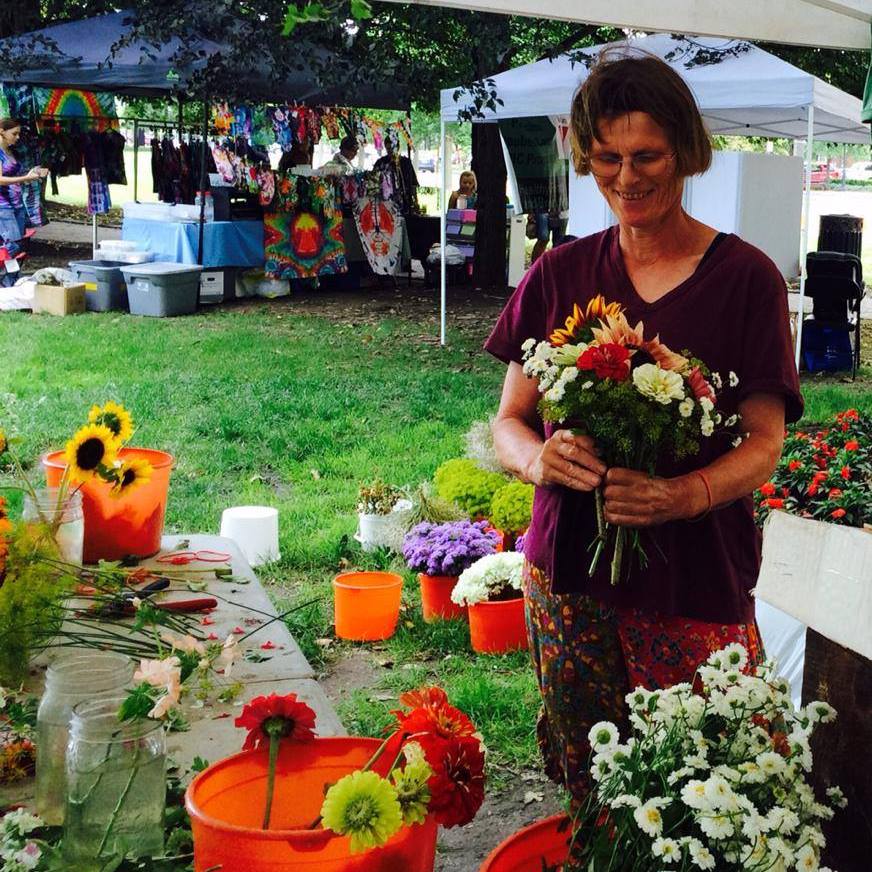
[689,470,713,522]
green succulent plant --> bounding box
[489,481,534,535]
[433,458,508,519]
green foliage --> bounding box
[405,481,468,528]
[357,479,403,515]
[489,481,534,535]
[434,458,508,519]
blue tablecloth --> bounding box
[122,218,264,268]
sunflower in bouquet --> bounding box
[522,295,741,585]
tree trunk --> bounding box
[471,121,507,288]
[0,0,40,38]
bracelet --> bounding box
[688,470,713,522]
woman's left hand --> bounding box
[602,468,687,528]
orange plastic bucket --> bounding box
[186,737,438,872]
[43,448,173,564]
[333,571,403,641]
[479,814,570,871]
[418,574,466,622]
[468,598,529,654]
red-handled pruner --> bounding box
[156,550,231,566]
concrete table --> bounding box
[1,534,343,807]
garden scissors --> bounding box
[156,549,232,566]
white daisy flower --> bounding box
[652,837,681,862]
[687,838,716,870]
[711,372,723,390]
[826,786,847,809]
[729,370,739,387]
[796,844,819,871]
[698,812,734,840]
[587,721,620,753]
[678,397,694,418]
[701,416,715,437]
[699,395,714,413]
[756,751,786,778]
[633,797,671,837]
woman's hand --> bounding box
[603,468,704,527]
[32,166,49,179]
[527,429,607,491]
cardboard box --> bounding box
[33,282,86,316]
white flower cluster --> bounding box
[1,809,43,872]
[585,644,842,872]
[450,551,524,606]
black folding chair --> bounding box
[803,251,865,380]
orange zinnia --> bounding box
[549,295,624,346]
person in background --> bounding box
[373,131,419,215]
[277,139,313,173]
[530,208,567,264]
[321,135,360,174]
[0,118,47,280]
[448,170,477,210]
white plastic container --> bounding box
[219,506,281,567]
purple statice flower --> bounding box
[514,531,526,555]
[402,520,499,576]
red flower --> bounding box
[763,498,785,509]
[393,686,477,741]
[841,466,851,481]
[687,366,716,401]
[828,488,843,500]
[418,734,486,828]
[781,487,790,497]
[807,482,819,497]
[576,343,630,381]
[831,508,847,519]
[844,440,859,451]
[759,482,776,497]
[788,460,803,472]
[235,693,317,751]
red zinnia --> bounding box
[393,686,476,741]
[788,460,803,472]
[841,466,851,481]
[828,488,843,500]
[844,440,859,451]
[759,482,776,497]
[807,482,819,497]
[576,343,630,382]
[235,692,317,751]
[419,734,486,828]
[831,508,847,519]
[763,498,785,509]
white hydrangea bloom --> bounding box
[451,551,524,606]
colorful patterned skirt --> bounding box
[522,562,763,802]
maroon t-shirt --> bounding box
[485,227,803,624]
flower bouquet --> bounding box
[565,645,844,872]
[522,295,741,585]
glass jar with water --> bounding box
[64,697,166,862]
[22,487,84,564]
[35,652,133,825]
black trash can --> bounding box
[817,214,863,258]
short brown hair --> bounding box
[0,118,22,132]
[570,49,712,178]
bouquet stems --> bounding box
[610,526,626,587]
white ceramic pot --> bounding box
[357,499,413,552]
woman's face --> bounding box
[459,175,475,194]
[589,112,684,231]
[0,126,21,147]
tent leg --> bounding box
[440,121,447,346]
[92,214,98,259]
[197,99,208,268]
[795,104,814,372]
[133,119,139,203]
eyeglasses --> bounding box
[588,152,677,179]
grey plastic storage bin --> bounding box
[68,260,129,312]
[120,262,204,317]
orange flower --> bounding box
[759,482,776,497]
[393,686,477,741]
[788,460,803,471]
[549,295,624,346]
[831,508,847,519]
[763,498,785,509]
[590,311,645,348]
[844,440,859,451]
[642,337,690,374]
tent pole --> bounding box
[178,95,184,143]
[197,98,208,268]
[133,119,139,203]
[92,214,98,259]
[795,104,814,371]
[439,119,447,346]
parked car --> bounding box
[845,162,872,182]
[417,155,436,172]
[809,163,841,185]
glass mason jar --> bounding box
[22,487,84,565]
[35,653,134,825]
[64,697,166,862]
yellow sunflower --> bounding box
[549,295,624,346]
[0,428,7,455]
[88,401,134,444]
[109,457,153,497]
[64,424,119,482]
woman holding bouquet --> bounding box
[486,51,802,803]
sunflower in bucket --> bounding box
[65,402,152,495]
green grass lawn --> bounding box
[1,305,869,783]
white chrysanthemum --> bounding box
[560,366,579,383]
[452,551,524,606]
[796,844,819,871]
[544,383,566,402]
[699,395,714,412]
[521,337,536,354]
[678,397,694,418]
[756,751,786,778]
[711,372,723,389]
[766,806,800,834]
[729,370,739,387]
[626,687,653,711]
[697,812,734,840]
[701,416,715,437]
[731,436,744,448]
[633,798,670,837]
[632,363,685,405]
[2,809,43,837]
[719,643,748,670]
[826,786,847,809]
[805,701,837,724]
[667,765,695,786]
[703,775,738,812]
[687,838,716,870]
[581,380,594,390]
[588,721,620,754]
[610,794,641,809]
[652,837,681,863]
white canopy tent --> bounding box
[389,0,871,51]
[436,35,870,366]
